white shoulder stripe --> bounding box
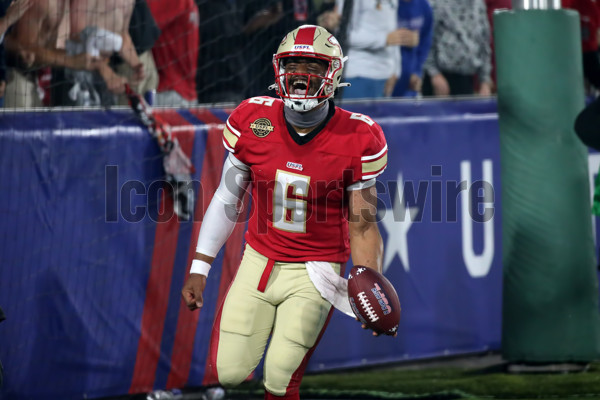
[223,139,235,153]
[363,170,386,180]
[361,144,388,161]
[226,119,241,138]
[363,166,387,180]
[346,178,377,191]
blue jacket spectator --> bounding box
[392,0,433,97]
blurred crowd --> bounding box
[0,0,598,108]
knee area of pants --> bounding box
[217,368,248,388]
[264,379,290,397]
[264,359,303,396]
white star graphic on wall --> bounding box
[378,172,420,273]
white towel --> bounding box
[305,261,354,318]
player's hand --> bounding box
[356,317,378,336]
[0,80,6,98]
[356,317,393,337]
[182,273,207,311]
[431,73,450,96]
[355,317,397,337]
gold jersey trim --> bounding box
[362,153,388,174]
[223,126,239,148]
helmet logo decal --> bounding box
[279,33,289,47]
[250,118,274,138]
[327,35,342,54]
[292,44,314,52]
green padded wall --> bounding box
[495,9,600,362]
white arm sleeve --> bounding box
[191,154,251,275]
[347,178,376,191]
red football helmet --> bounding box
[272,25,347,112]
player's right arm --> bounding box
[181,153,250,310]
[182,108,252,310]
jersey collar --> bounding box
[284,100,336,145]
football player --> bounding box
[182,25,388,400]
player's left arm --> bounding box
[348,185,383,274]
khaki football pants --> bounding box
[212,245,339,397]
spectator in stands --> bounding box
[391,0,433,97]
[53,0,143,106]
[484,0,511,89]
[422,0,493,97]
[0,0,30,39]
[115,0,160,105]
[563,0,600,92]
[314,0,340,31]
[4,0,102,108]
[0,0,32,107]
[575,96,600,229]
[241,0,293,98]
[195,0,246,104]
[148,0,199,107]
[241,0,335,99]
[337,0,405,99]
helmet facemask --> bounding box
[273,54,340,112]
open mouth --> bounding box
[290,78,309,95]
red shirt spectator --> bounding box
[148,0,199,102]
[563,0,600,52]
[564,0,600,90]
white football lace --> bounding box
[357,291,379,323]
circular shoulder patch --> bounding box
[250,118,274,138]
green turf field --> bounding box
[228,360,600,399]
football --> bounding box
[347,265,401,335]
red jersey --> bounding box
[148,0,199,100]
[223,97,388,263]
